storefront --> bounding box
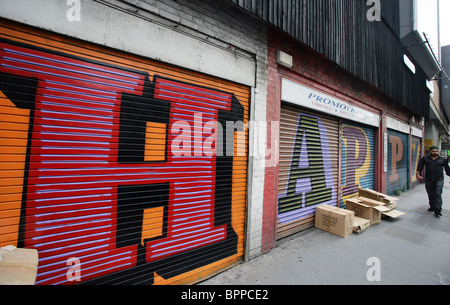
[386,117,411,196]
[340,121,376,207]
[0,19,250,285]
[276,78,380,239]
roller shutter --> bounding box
[386,129,409,196]
[340,121,376,207]
[277,104,339,240]
[0,20,249,285]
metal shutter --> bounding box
[386,129,409,196]
[0,20,249,285]
[340,121,376,207]
[277,104,339,240]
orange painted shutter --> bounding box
[0,19,249,285]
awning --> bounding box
[401,30,440,80]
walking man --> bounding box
[416,146,450,217]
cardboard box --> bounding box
[356,196,405,219]
[0,246,39,285]
[357,196,385,206]
[358,188,398,201]
[358,188,398,210]
[315,205,355,238]
[345,198,390,226]
[353,216,371,234]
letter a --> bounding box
[366,257,381,282]
[67,0,81,22]
[278,114,332,213]
[66,257,81,282]
[366,0,381,22]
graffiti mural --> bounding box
[278,112,337,224]
[340,123,375,207]
[387,129,409,196]
[0,39,248,284]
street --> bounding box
[200,176,450,285]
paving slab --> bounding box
[200,176,450,285]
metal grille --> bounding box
[340,121,376,207]
[386,129,409,196]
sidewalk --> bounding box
[200,176,450,285]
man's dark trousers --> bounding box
[425,178,444,214]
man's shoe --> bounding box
[428,208,435,212]
[434,212,442,217]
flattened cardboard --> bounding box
[315,205,355,238]
[382,209,406,218]
[355,195,405,219]
[357,198,391,213]
[357,196,396,211]
[358,188,399,202]
[358,188,398,210]
[0,247,38,285]
[353,216,371,234]
[357,196,385,207]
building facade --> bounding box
[0,0,434,285]
[261,24,426,248]
[0,0,269,285]
[439,45,450,156]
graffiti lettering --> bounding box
[389,135,404,182]
[340,124,374,207]
[278,113,335,222]
[341,126,369,196]
[387,130,409,196]
[0,39,245,284]
[340,124,375,209]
